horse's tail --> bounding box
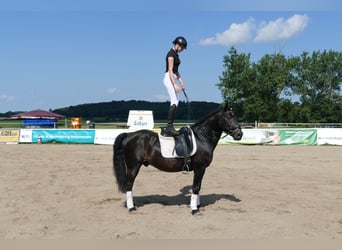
[113,132,128,193]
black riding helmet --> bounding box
[173,36,187,49]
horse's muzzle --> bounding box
[231,127,243,140]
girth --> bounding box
[173,126,193,172]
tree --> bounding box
[216,47,254,120]
[217,47,342,123]
[253,53,290,122]
[217,47,291,122]
[291,50,342,122]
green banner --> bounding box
[269,129,317,145]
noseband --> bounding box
[229,125,241,135]
[221,125,241,139]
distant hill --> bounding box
[52,100,221,122]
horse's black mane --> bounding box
[191,105,223,128]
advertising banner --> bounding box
[0,129,20,144]
[9,128,342,146]
[19,129,33,143]
[127,110,154,130]
[317,128,342,145]
[32,129,95,144]
[219,129,271,145]
[219,129,317,145]
[268,129,317,145]
[94,129,126,145]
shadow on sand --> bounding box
[132,185,241,209]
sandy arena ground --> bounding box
[0,143,342,239]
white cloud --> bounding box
[254,14,309,42]
[199,14,309,46]
[0,94,15,102]
[106,87,117,94]
[200,18,255,46]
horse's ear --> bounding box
[223,102,232,111]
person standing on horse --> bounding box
[162,36,187,136]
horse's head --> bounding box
[220,104,243,140]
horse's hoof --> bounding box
[191,209,199,215]
[128,206,137,212]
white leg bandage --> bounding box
[190,194,198,210]
[126,191,134,209]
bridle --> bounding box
[220,110,241,138]
[221,125,241,139]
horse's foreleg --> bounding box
[190,193,200,210]
[191,167,206,214]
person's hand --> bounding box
[174,85,182,93]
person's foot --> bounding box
[161,124,180,136]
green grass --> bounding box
[0,120,22,129]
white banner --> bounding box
[317,128,342,145]
[94,129,138,145]
[127,110,154,130]
[19,129,33,143]
[219,129,272,145]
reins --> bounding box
[182,90,193,174]
[182,90,193,124]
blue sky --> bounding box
[0,0,341,112]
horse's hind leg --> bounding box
[125,162,142,212]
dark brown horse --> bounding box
[113,104,243,214]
